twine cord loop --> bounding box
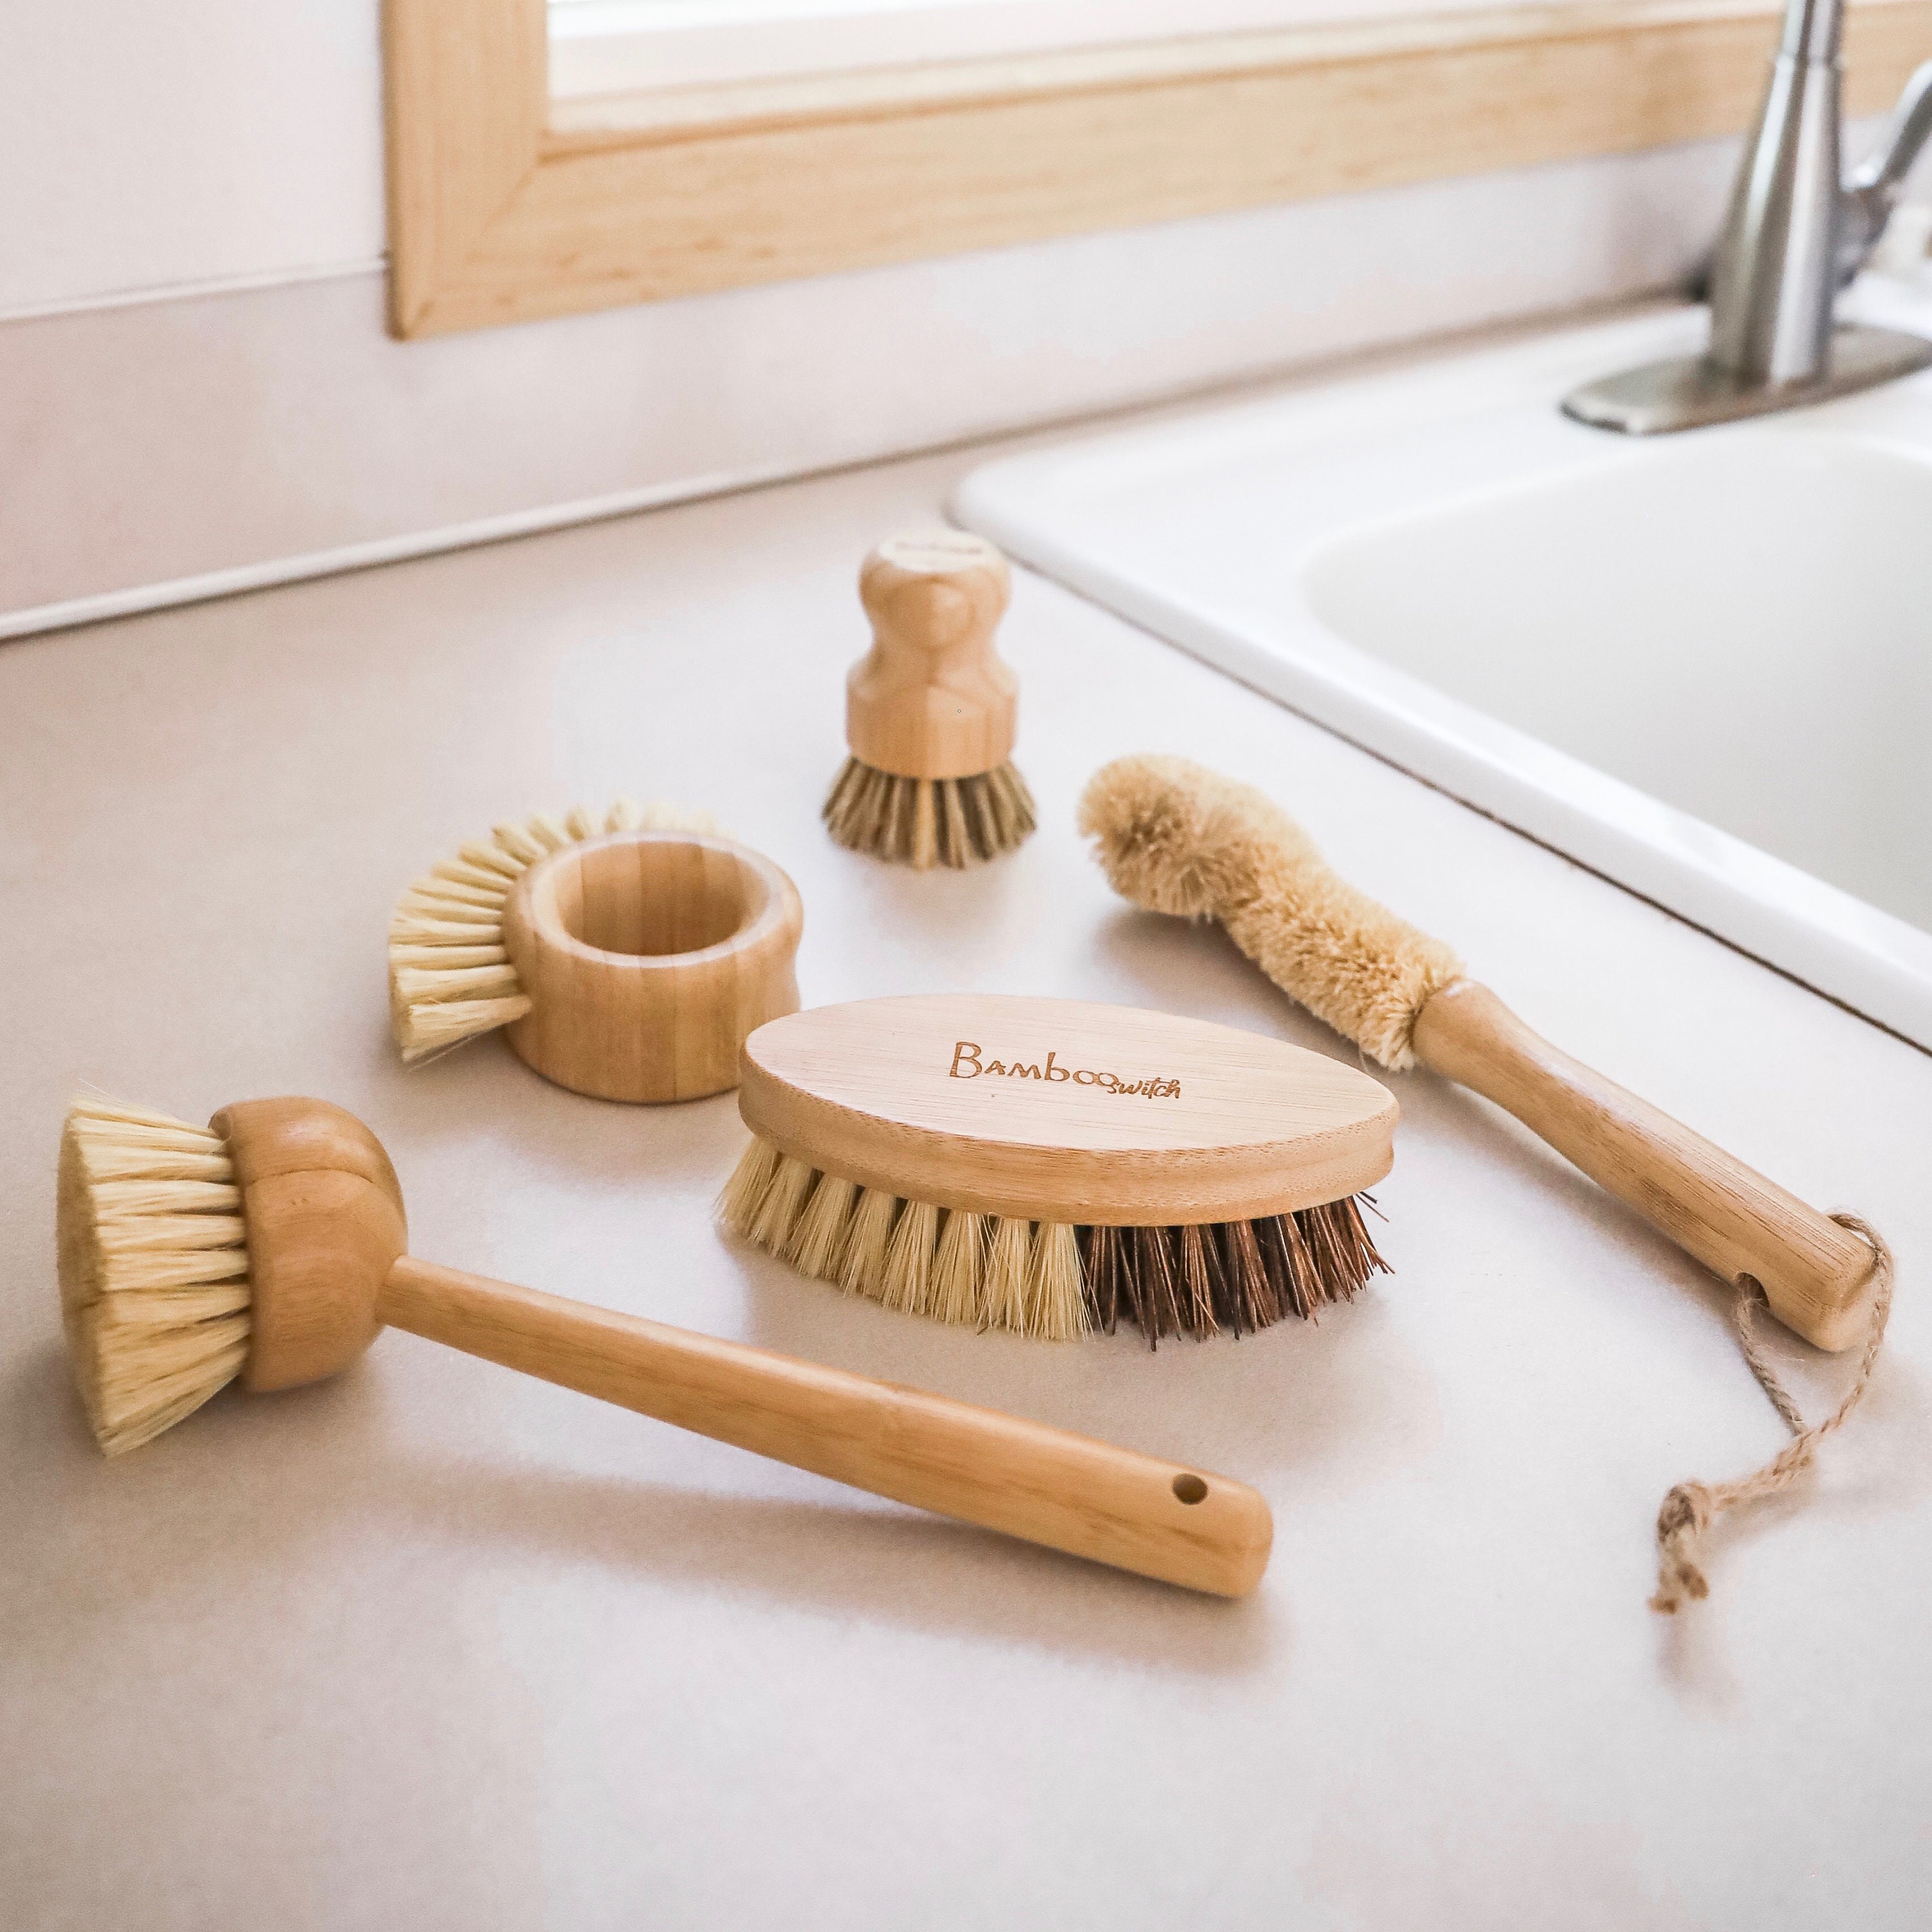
[1650,1213,1895,1613]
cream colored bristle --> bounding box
[460,840,524,879]
[391,963,524,1005]
[524,811,572,853]
[931,1210,987,1327]
[750,1155,817,1253]
[838,1188,899,1298]
[388,798,718,1065]
[788,1173,857,1281]
[57,1099,253,1457]
[879,1198,938,1315]
[983,1217,1034,1334]
[717,1136,782,1237]
[1025,1220,1087,1341]
[1079,755,1461,1070]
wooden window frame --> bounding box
[384,0,1932,338]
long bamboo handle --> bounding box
[377,1256,1273,1595]
[1410,980,1877,1351]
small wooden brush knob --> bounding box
[501,831,804,1104]
[848,530,1018,781]
[214,1097,408,1392]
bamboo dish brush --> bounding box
[55,1094,1273,1596]
[1079,754,1896,1607]
[823,531,1037,868]
[390,800,803,1103]
[720,994,1396,1343]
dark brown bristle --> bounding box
[1083,1223,1124,1334]
[1083,1197,1387,1348]
[1273,1211,1319,1321]
[1137,1226,1183,1343]
[1220,1220,1268,1336]
[1178,1225,1217,1338]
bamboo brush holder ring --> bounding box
[500,831,803,1103]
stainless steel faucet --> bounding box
[1563,3,1932,433]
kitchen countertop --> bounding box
[3,408,1928,1931]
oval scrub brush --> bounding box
[719,994,1397,1343]
[390,801,804,1103]
[822,531,1037,868]
[1079,755,1896,1608]
[57,1094,1270,1596]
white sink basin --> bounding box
[954,287,1932,1048]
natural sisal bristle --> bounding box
[57,1099,253,1456]
[1077,755,1461,1070]
[983,1217,1034,1335]
[788,1173,857,1282]
[717,1134,1385,1343]
[389,797,718,1065]
[822,757,1036,869]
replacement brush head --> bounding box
[822,531,1037,868]
[719,994,1396,1343]
[390,799,721,1062]
[390,802,804,1103]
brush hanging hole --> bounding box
[1171,1474,1209,1505]
[501,831,804,1104]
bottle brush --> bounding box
[1078,753,1896,1609]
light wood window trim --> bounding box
[384,0,1932,339]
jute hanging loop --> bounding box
[1651,1213,1896,1613]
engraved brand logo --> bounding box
[947,1041,1180,1099]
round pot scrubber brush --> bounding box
[55,1093,1273,1596]
[822,531,1037,868]
[719,994,1397,1344]
[1079,753,1897,1609]
[390,800,804,1103]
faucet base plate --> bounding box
[1560,324,1932,435]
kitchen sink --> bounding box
[954,281,1932,1048]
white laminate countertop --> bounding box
[3,421,1928,1932]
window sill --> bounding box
[386,0,1932,337]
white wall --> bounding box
[3,0,1620,319]
[1,3,383,317]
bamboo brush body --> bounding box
[58,1095,1270,1596]
[721,994,1396,1343]
[824,532,1037,867]
[1079,755,1882,1351]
